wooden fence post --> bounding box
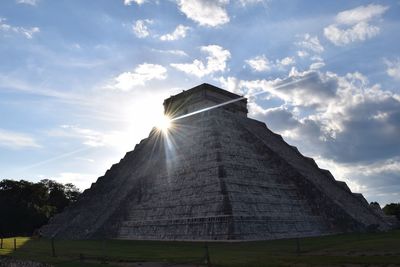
[296,238,301,254]
[0,237,3,249]
[101,239,107,264]
[204,242,211,267]
[51,238,56,257]
[14,238,17,251]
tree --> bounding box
[0,179,81,237]
[383,203,400,220]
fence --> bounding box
[0,237,17,251]
[1,231,398,266]
[0,237,221,266]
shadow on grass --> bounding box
[1,230,400,267]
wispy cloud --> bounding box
[335,4,389,26]
[0,128,40,149]
[16,0,38,6]
[238,0,265,6]
[0,17,39,39]
[171,45,230,77]
[108,63,167,91]
[324,4,389,46]
[296,34,324,54]
[297,50,309,58]
[245,55,295,72]
[132,19,153,38]
[324,22,380,46]
[160,25,190,41]
[245,55,270,72]
[384,58,400,80]
[49,125,109,148]
[276,57,296,68]
[0,74,84,104]
[151,48,188,57]
[124,0,146,5]
[309,61,325,70]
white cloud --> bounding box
[219,76,242,94]
[0,129,40,149]
[335,4,389,25]
[276,56,295,68]
[177,0,229,27]
[315,157,400,205]
[132,19,152,38]
[238,0,264,6]
[243,70,337,108]
[111,63,167,91]
[124,0,146,5]
[297,50,309,58]
[296,34,324,54]
[310,61,325,70]
[384,58,400,80]
[234,68,400,162]
[151,49,188,57]
[310,55,323,62]
[245,55,270,72]
[0,17,39,39]
[324,4,389,46]
[324,22,380,46]
[220,66,400,205]
[171,45,230,77]
[245,55,295,72]
[16,0,38,5]
[20,27,39,39]
[220,68,340,111]
[160,24,190,41]
[352,158,400,177]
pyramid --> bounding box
[41,83,396,240]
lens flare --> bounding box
[157,115,171,132]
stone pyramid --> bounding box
[41,83,396,240]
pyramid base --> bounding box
[116,215,345,240]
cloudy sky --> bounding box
[0,0,399,205]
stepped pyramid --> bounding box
[41,83,396,240]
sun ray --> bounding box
[171,75,311,122]
[156,115,172,133]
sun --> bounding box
[157,115,172,133]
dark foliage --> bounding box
[0,179,80,237]
[383,203,400,220]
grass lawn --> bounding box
[1,230,400,266]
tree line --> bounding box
[383,203,400,221]
[0,179,81,237]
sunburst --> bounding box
[157,115,172,133]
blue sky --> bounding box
[0,0,399,205]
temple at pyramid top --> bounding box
[163,83,248,118]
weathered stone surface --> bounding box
[41,83,397,240]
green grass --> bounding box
[1,230,400,266]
